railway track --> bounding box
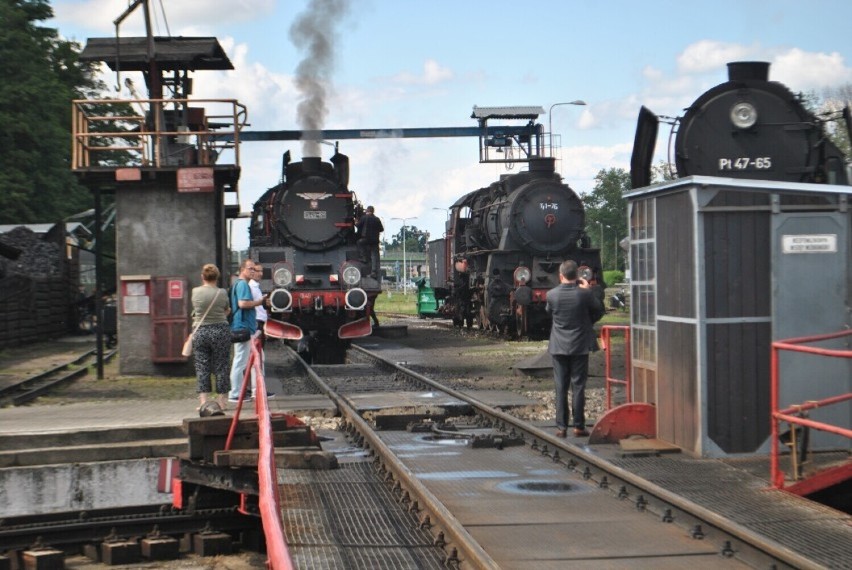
[0,347,116,407]
[283,342,835,569]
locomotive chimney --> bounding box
[727,61,770,82]
[529,157,556,174]
[302,156,321,172]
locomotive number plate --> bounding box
[303,211,327,220]
[718,157,773,171]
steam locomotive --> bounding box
[248,151,379,363]
[631,61,851,188]
[428,157,604,339]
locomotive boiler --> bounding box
[248,150,379,363]
[431,157,604,339]
[631,61,851,188]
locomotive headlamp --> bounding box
[730,101,758,129]
[345,288,368,310]
[273,266,293,287]
[341,265,361,286]
[578,265,593,282]
[269,288,293,312]
[513,266,532,285]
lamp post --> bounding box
[613,232,619,271]
[548,100,586,155]
[597,221,612,269]
[391,216,417,295]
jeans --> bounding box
[228,340,255,399]
[551,353,589,430]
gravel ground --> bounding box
[368,314,630,429]
[11,312,630,430]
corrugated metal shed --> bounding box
[79,37,233,71]
[470,106,544,119]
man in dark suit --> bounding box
[356,205,384,279]
[546,260,605,438]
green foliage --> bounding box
[383,224,429,252]
[582,168,630,271]
[603,270,625,286]
[0,0,101,224]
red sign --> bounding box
[168,280,184,299]
[177,167,214,193]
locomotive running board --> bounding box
[264,320,304,340]
[339,318,372,339]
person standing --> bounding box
[249,263,274,397]
[228,259,265,403]
[545,260,605,438]
[249,263,267,342]
[190,264,231,410]
[356,205,384,279]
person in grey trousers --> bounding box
[545,260,605,438]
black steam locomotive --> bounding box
[631,61,851,188]
[248,151,379,363]
[429,157,604,339]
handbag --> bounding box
[230,328,251,343]
[229,283,252,343]
[183,289,221,357]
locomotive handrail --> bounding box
[769,329,852,492]
[600,325,632,409]
[71,97,246,170]
[224,338,294,570]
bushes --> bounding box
[603,270,625,286]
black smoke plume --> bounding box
[289,0,349,157]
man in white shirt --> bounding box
[249,263,274,397]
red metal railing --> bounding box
[225,338,293,570]
[600,325,632,410]
[770,329,852,492]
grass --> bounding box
[373,290,418,315]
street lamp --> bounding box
[548,100,586,155]
[391,216,417,295]
[597,221,612,269]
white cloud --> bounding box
[53,0,274,37]
[676,40,753,74]
[390,59,454,86]
[770,48,852,91]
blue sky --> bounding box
[50,0,852,249]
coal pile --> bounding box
[0,226,64,278]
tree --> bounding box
[817,85,852,158]
[581,168,630,271]
[383,224,429,253]
[0,0,100,224]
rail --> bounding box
[770,328,852,492]
[71,97,247,170]
[225,338,293,570]
[600,325,632,410]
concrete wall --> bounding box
[115,177,228,375]
[0,459,170,516]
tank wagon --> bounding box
[429,157,604,339]
[248,151,379,363]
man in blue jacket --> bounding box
[228,259,266,402]
[546,260,605,437]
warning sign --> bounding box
[168,280,184,299]
[177,167,214,193]
[781,234,837,254]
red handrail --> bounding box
[224,337,293,570]
[601,325,632,410]
[769,329,852,491]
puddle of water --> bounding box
[496,479,577,495]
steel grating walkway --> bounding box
[279,462,446,569]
